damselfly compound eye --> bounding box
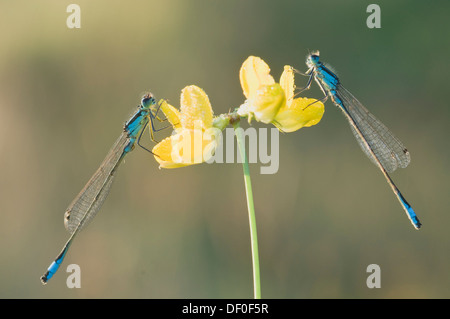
[141,93,156,108]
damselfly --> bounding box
[299,51,421,230]
[40,93,163,284]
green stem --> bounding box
[232,119,261,299]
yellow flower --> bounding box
[273,65,325,132]
[152,85,220,168]
[237,56,324,132]
[238,56,285,123]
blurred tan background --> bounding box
[1,0,449,298]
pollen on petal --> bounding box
[250,83,285,124]
[279,65,295,107]
[180,85,213,130]
[240,56,275,100]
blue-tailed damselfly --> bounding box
[299,51,421,230]
[40,93,161,284]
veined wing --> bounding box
[64,131,131,233]
[336,84,410,173]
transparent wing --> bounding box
[336,84,410,173]
[64,132,130,233]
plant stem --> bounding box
[232,119,261,299]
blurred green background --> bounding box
[1,0,449,298]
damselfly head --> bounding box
[141,93,156,109]
[306,50,320,68]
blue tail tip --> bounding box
[413,217,422,230]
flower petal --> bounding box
[273,98,325,132]
[152,128,218,168]
[152,136,190,169]
[180,85,213,130]
[240,56,275,99]
[159,99,182,129]
[279,65,295,107]
[250,83,286,123]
